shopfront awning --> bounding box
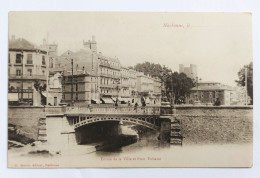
[117,97,125,102]
[122,98,131,102]
[91,99,100,104]
[41,92,53,98]
[101,97,114,104]
[8,93,19,101]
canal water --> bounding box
[8,124,252,168]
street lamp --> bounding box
[113,78,120,99]
[63,52,74,106]
[168,71,176,114]
[193,76,201,102]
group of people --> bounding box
[114,96,147,111]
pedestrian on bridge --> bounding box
[134,102,138,112]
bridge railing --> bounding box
[66,105,161,115]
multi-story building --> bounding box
[62,70,99,105]
[136,72,161,105]
[97,54,121,104]
[188,81,233,105]
[179,64,197,80]
[8,36,49,106]
[60,36,161,105]
[40,38,62,106]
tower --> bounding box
[83,36,97,53]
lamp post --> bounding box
[168,71,176,114]
[63,52,74,106]
[194,76,201,102]
[113,78,120,99]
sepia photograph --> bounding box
[7,12,253,168]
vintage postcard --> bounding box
[8,12,253,168]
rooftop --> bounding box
[191,85,233,91]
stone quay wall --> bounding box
[8,106,64,140]
[175,106,253,145]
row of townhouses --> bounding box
[8,36,162,106]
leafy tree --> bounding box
[134,61,166,78]
[165,72,194,104]
[34,80,47,105]
[235,62,253,104]
[134,62,194,104]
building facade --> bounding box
[8,37,49,106]
[189,81,232,106]
[60,36,162,106]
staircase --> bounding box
[38,117,47,142]
[170,116,183,145]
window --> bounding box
[8,53,10,63]
[27,69,32,76]
[42,70,45,75]
[16,54,22,64]
[42,55,46,65]
[49,57,53,68]
[16,69,21,76]
[27,54,33,64]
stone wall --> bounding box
[8,106,64,140]
[175,106,253,145]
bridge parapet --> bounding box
[66,105,161,115]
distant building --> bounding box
[179,64,197,80]
[40,38,58,68]
[8,36,49,106]
[48,69,63,106]
[188,81,233,105]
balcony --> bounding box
[100,73,113,78]
[8,89,33,93]
[99,62,120,70]
[100,83,117,88]
[9,74,47,80]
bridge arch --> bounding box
[67,114,161,131]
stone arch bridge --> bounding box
[41,106,182,146]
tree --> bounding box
[34,80,47,105]
[133,62,194,104]
[165,72,194,104]
[134,61,166,78]
[235,62,253,104]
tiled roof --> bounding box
[9,38,37,50]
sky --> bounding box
[9,12,253,86]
